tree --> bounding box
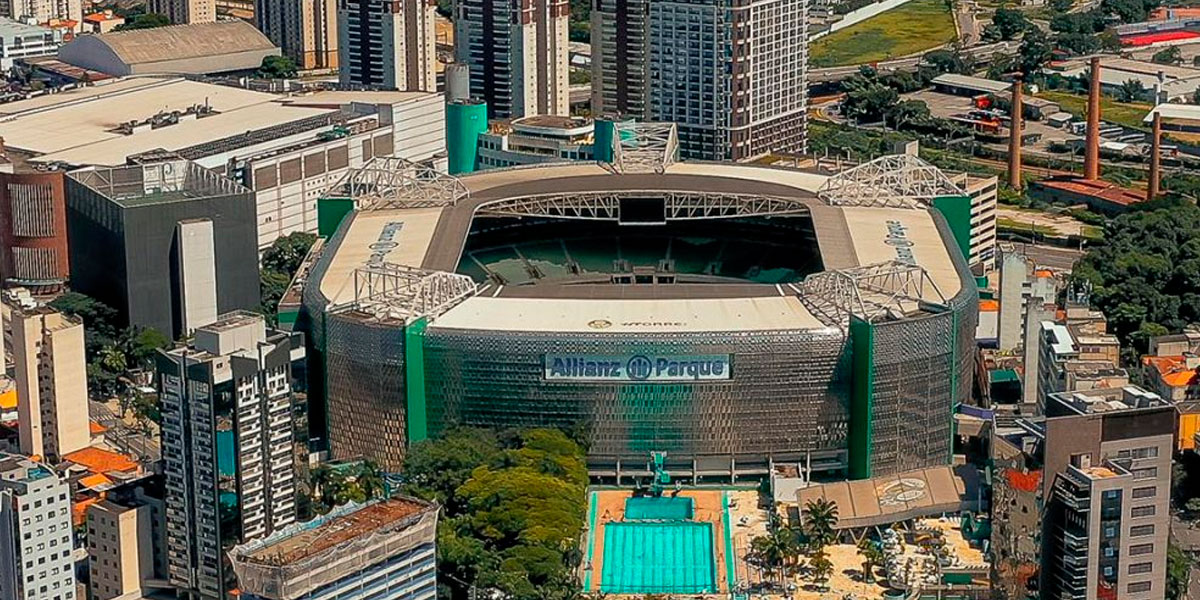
[1018,28,1053,77]
[857,538,884,582]
[841,76,899,124]
[1154,45,1183,66]
[887,99,932,131]
[355,461,386,500]
[1118,78,1147,102]
[257,55,298,79]
[985,7,1031,41]
[1168,541,1192,600]
[1050,0,1074,12]
[808,549,834,587]
[113,13,171,31]
[803,498,840,550]
[262,232,317,275]
[1186,497,1200,514]
[923,49,969,75]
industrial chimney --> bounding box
[1009,76,1023,189]
[1084,57,1102,180]
[1148,111,1162,201]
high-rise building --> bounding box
[229,497,439,600]
[338,0,436,91]
[991,386,1174,600]
[0,0,81,26]
[156,312,304,600]
[149,0,215,23]
[0,453,75,600]
[591,0,808,161]
[13,306,89,463]
[85,477,168,600]
[453,0,568,118]
[256,0,338,70]
[65,161,260,339]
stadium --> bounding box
[298,146,979,482]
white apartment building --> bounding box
[0,453,75,600]
[339,0,435,91]
[0,18,57,69]
[157,312,304,600]
[0,0,80,27]
[148,0,215,24]
[13,306,89,463]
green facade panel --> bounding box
[594,119,616,163]
[405,318,429,444]
[848,316,875,480]
[317,197,354,239]
[931,195,973,263]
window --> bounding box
[1131,505,1156,518]
[1130,524,1155,537]
[1130,543,1154,556]
[1128,581,1152,593]
[1129,562,1153,574]
[1132,467,1158,480]
[1132,486,1157,499]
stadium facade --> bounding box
[297,153,979,481]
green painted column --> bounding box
[931,195,973,263]
[848,316,875,480]
[405,318,429,444]
[446,99,488,175]
[593,119,616,163]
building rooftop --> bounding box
[1144,354,1200,388]
[931,73,1012,94]
[68,20,275,67]
[1035,178,1145,208]
[0,17,53,38]
[1042,321,1077,355]
[62,446,139,475]
[240,497,432,565]
[1050,385,1170,415]
[68,160,250,207]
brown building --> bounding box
[255,0,338,71]
[0,170,70,290]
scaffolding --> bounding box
[818,154,964,209]
[329,262,478,325]
[331,156,469,210]
[610,122,679,174]
[477,191,810,220]
[798,260,949,326]
[229,499,439,600]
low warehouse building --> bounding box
[57,20,279,77]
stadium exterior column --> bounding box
[405,317,429,444]
[848,316,875,480]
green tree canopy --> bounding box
[984,7,1031,41]
[257,55,298,79]
[113,13,171,31]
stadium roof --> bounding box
[314,162,969,333]
[795,465,982,529]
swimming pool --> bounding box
[600,521,717,593]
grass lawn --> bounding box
[810,0,957,67]
[1035,90,1152,131]
[997,217,1059,237]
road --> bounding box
[809,41,1019,83]
[1007,242,1087,271]
[956,0,980,45]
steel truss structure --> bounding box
[333,156,469,210]
[610,122,679,174]
[798,260,949,325]
[478,191,811,220]
[331,262,478,324]
[818,154,964,209]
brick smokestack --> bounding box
[1009,76,1023,189]
[1148,111,1162,201]
[1084,56,1102,180]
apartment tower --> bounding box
[591,0,808,161]
[0,0,81,25]
[256,0,339,70]
[338,0,436,91]
[149,0,216,23]
[13,306,89,463]
[157,312,303,600]
[453,0,569,118]
[0,453,76,600]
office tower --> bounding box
[13,306,89,463]
[991,386,1173,600]
[454,0,568,118]
[85,477,168,600]
[157,312,303,600]
[338,0,436,91]
[148,0,216,23]
[0,453,75,600]
[229,497,439,600]
[0,0,81,25]
[591,0,807,161]
[0,169,70,292]
[65,161,260,339]
[256,0,338,70]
